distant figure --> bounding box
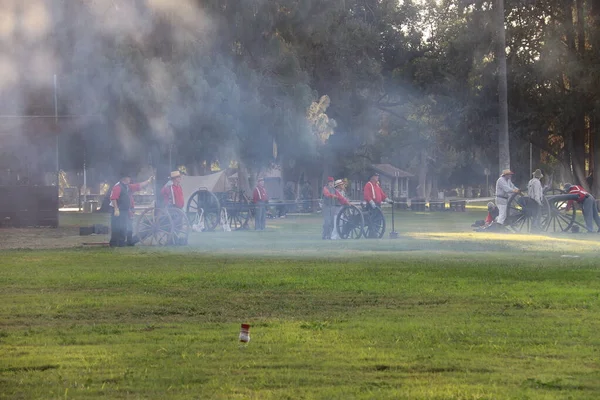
[527,169,544,231]
[363,173,393,209]
[495,169,519,226]
[564,183,600,233]
[109,172,153,247]
[466,186,473,198]
[321,177,336,239]
[161,170,184,209]
[253,177,268,230]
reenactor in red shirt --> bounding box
[321,177,337,239]
[161,171,185,209]
[109,171,153,247]
[330,179,350,239]
[564,183,600,232]
[363,173,392,209]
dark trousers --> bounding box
[582,196,600,232]
[110,211,134,247]
[255,202,267,230]
[322,205,335,239]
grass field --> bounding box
[1,210,599,399]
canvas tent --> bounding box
[179,170,231,207]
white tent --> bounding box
[179,170,231,206]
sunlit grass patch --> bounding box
[406,231,600,254]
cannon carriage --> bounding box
[181,170,255,231]
[504,189,584,233]
[335,203,386,239]
[186,187,254,231]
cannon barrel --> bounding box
[546,193,579,203]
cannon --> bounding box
[504,189,584,233]
[544,191,582,232]
[335,203,386,239]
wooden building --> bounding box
[347,164,413,201]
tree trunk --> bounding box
[495,0,510,172]
[593,116,600,197]
[575,0,589,186]
[564,0,588,188]
[591,0,600,197]
[418,150,427,199]
[237,162,252,197]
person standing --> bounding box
[160,170,187,244]
[363,173,392,209]
[330,179,350,240]
[109,172,153,247]
[161,170,185,209]
[321,177,336,239]
[253,177,268,230]
[527,169,544,231]
[495,169,519,226]
[564,183,600,232]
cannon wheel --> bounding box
[226,190,252,230]
[136,207,173,246]
[336,205,364,239]
[165,207,190,245]
[362,207,386,239]
[505,192,551,233]
[186,189,220,231]
[543,189,577,232]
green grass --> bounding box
[1,211,599,399]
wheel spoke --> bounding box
[557,214,575,230]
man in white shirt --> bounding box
[527,169,544,231]
[495,169,520,226]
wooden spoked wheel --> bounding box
[544,190,578,233]
[136,207,174,246]
[362,206,386,239]
[225,190,251,230]
[505,192,550,233]
[165,207,190,245]
[336,205,364,239]
[186,189,221,231]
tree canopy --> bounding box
[2,0,600,196]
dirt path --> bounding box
[0,227,109,250]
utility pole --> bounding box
[54,74,59,186]
[496,0,510,173]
